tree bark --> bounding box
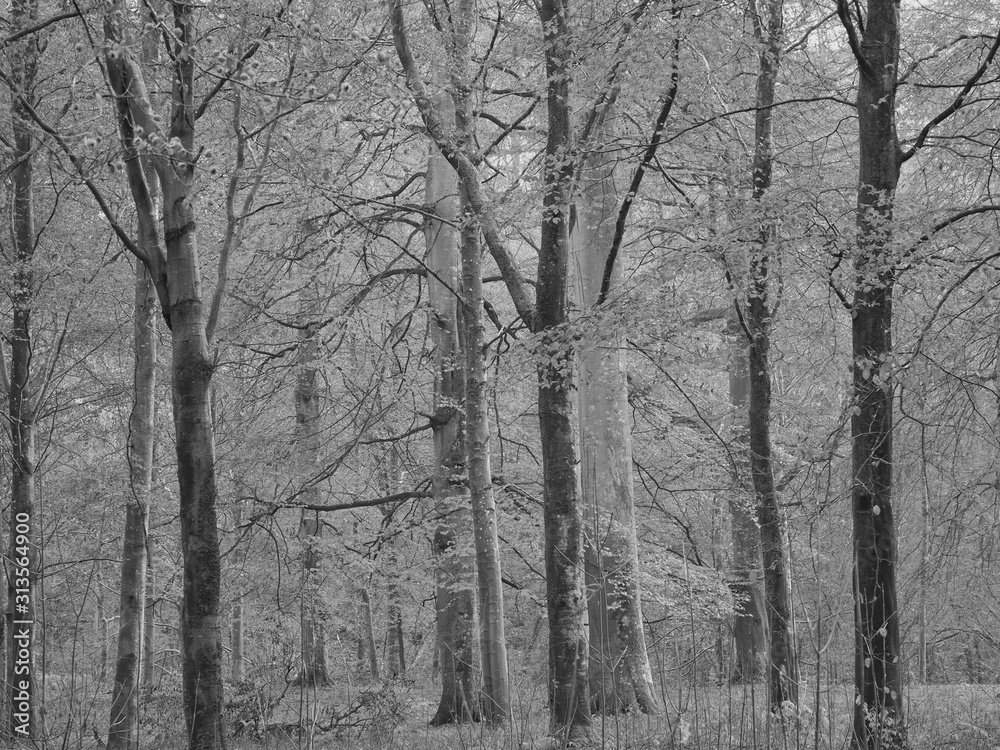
[839,0,907,746]
[573,117,657,713]
[443,0,511,723]
[360,589,380,681]
[294,289,329,687]
[747,0,798,712]
[5,0,39,739]
[103,4,228,746]
[143,542,156,687]
[161,5,227,745]
[426,132,481,724]
[380,449,406,681]
[726,313,767,684]
[107,262,156,750]
[538,0,591,737]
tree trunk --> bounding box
[380,449,405,681]
[360,589,379,680]
[143,542,156,687]
[747,0,798,712]
[5,0,39,739]
[726,321,767,683]
[161,5,227,745]
[444,0,511,722]
[426,126,481,725]
[107,262,156,750]
[294,290,329,687]
[572,117,657,713]
[538,0,591,737]
[231,504,244,685]
[840,0,906,746]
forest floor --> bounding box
[205,680,1000,750]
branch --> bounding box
[1,10,79,46]
[390,0,536,329]
[783,11,837,55]
[298,491,433,513]
[596,22,681,306]
[899,28,1000,163]
[897,204,1000,271]
[836,0,876,81]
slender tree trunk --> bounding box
[840,0,906,746]
[572,116,657,713]
[107,263,156,750]
[726,321,767,683]
[426,125,481,724]
[360,589,380,681]
[747,0,798,712]
[143,542,156,687]
[443,0,511,722]
[161,6,227,745]
[294,289,329,687]
[5,0,39,739]
[380,449,405,681]
[230,503,244,685]
[538,0,591,737]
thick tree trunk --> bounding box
[426,132,481,725]
[726,320,767,683]
[107,263,156,750]
[162,6,227,745]
[5,0,39,739]
[538,0,591,737]
[572,117,657,714]
[841,0,906,746]
[747,0,798,712]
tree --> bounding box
[3,0,40,739]
[294,282,330,687]
[445,0,511,723]
[103,4,229,744]
[106,264,156,750]
[746,0,798,713]
[425,123,481,725]
[573,116,658,712]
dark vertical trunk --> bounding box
[359,589,380,681]
[538,0,590,738]
[163,5,227,747]
[726,328,767,683]
[841,0,906,746]
[107,263,156,750]
[426,127,481,724]
[747,0,798,712]
[5,0,39,739]
[294,298,329,687]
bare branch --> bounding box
[299,491,433,513]
[597,16,681,306]
[1,10,78,46]
[900,29,1000,163]
[390,0,536,329]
